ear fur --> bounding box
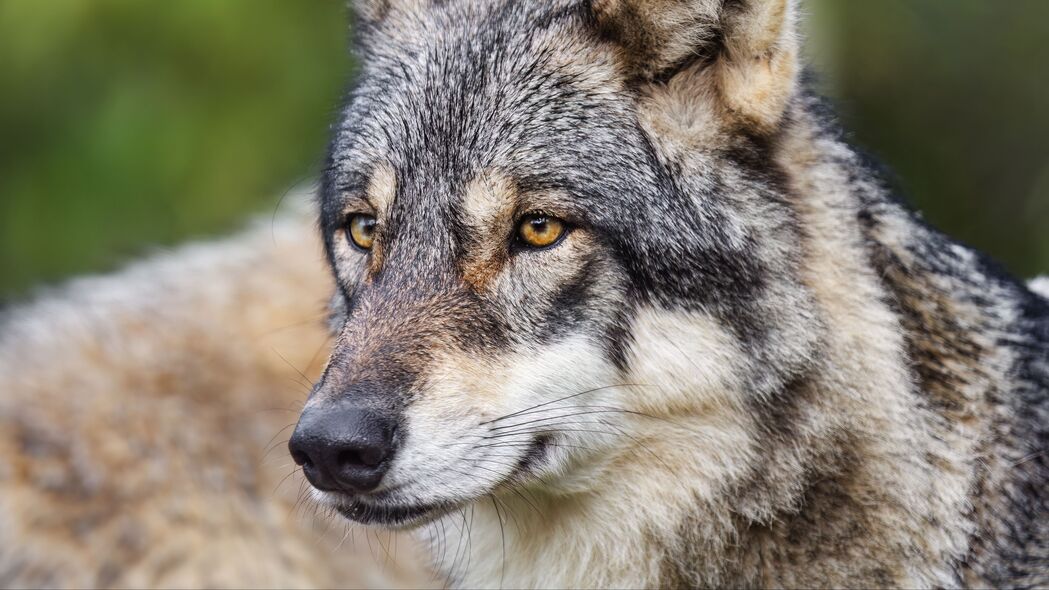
[351,0,393,23]
[593,0,800,133]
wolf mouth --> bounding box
[336,498,454,528]
[332,436,552,528]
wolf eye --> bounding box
[517,214,566,249]
[346,213,376,251]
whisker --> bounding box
[470,452,527,460]
[508,487,544,520]
[273,466,302,496]
[435,516,448,582]
[304,334,331,374]
[332,522,355,553]
[260,422,296,455]
[481,383,646,425]
[374,528,394,569]
[496,493,524,536]
[270,175,311,244]
[257,314,329,338]
[472,440,600,453]
[596,417,689,487]
[260,438,293,465]
[489,408,665,432]
[242,403,305,416]
[445,466,503,488]
[364,526,377,565]
[483,423,626,440]
[272,347,316,391]
[490,495,507,589]
[451,507,470,582]
[291,478,310,518]
[465,504,476,584]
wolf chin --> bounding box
[2,0,1047,588]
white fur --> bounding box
[413,307,762,588]
[1030,276,1049,300]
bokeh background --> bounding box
[2,0,1047,303]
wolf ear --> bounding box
[592,0,800,133]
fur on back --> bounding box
[0,194,430,588]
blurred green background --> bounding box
[1,1,1047,303]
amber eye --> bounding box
[517,214,566,249]
[346,213,376,250]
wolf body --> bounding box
[1,0,1047,588]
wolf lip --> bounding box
[336,499,449,528]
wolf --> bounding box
[1,0,1046,588]
[285,0,1049,587]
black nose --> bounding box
[288,404,396,493]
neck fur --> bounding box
[422,99,994,589]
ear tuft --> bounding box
[715,0,799,133]
[592,0,722,79]
[593,0,800,134]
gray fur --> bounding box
[0,1,1044,588]
[307,0,1049,587]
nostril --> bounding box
[360,446,386,468]
[290,449,312,468]
[336,446,385,470]
[336,450,361,469]
[330,444,389,492]
[288,436,339,491]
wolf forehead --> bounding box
[321,1,649,224]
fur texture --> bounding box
[1031,276,1049,300]
[1,1,1047,588]
[307,0,1049,587]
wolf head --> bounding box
[291,0,822,529]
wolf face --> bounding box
[291,0,821,532]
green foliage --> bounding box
[809,0,1049,278]
[0,0,350,300]
[1,1,1046,301]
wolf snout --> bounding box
[288,403,397,494]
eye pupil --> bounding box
[347,214,376,250]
